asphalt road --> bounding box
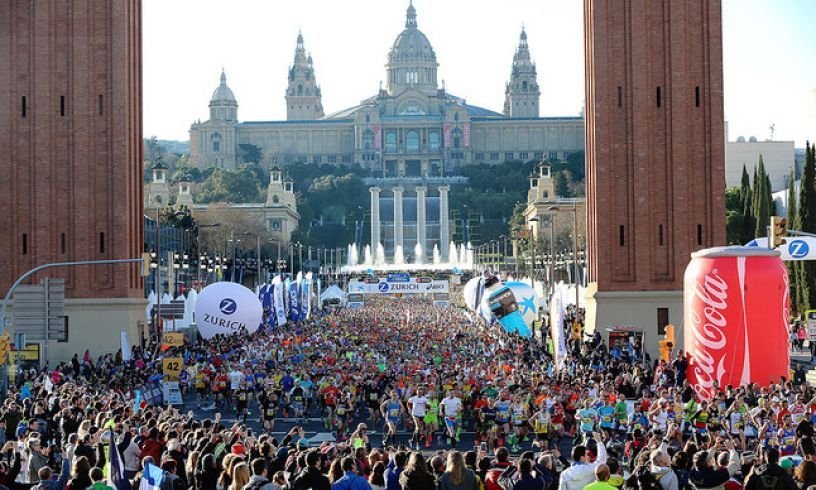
[180,395,571,456]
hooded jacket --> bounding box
[744,463,798,490]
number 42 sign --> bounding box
[162,357,184,381]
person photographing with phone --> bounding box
[557,431,607,490]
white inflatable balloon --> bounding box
[504,281,540,329]
[194,282,263,339]
[462,276,495,322]
[462,277,483,312]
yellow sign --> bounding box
[162,332,185,348]
[162,357,184,380]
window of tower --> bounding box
[406,130,420,152]
[363,129,375,150]
[522,80,528,91]
[298,84,303,95]
[428,131,440,151]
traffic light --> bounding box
[141,252,151,277]
[659,324,675,363]
[770,216,787,249]
[0,333,10,366]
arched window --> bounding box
[385,131,397,152]
[452,128,462,148]
[454,112,459,121]
[406,130,419,152]
[522,80,528,91]
[363,129,375,150]
[272,195,280,204]
[428,131,441,151]
[297,84,303,95]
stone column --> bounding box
[438,185,450,261]
[393,186,404,253]
[416,186,427,260]
[370,187,381,252]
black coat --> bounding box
[291,466,331,490]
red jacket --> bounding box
[140,438,165,462]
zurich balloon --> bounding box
[194,282,263,339]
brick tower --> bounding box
[0,1,145,360]
[583,0,726,349]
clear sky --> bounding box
[144,0,816,147]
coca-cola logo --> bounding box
[688,268,729,400]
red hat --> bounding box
[232,444,245,455]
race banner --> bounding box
[288,275,301,321]
[348,278,449,294]
[301,272,312,320]
[272,276,287,326]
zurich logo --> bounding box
[219,298,237,315]
[378,283,389,292]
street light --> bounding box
[548,201,579,309]
[528,217,539,279]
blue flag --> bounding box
[288,279,300,321]
[139,463,164,490]
[108,435,131,490]
[133,390,142,412]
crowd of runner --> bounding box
[0,295,813,490]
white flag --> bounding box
[121,331,132,362]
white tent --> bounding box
[320,285,346,303]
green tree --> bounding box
[725,187,747,245]
[752,155,771,238]
[785,170,803,314]
[144,136,164,164]
[196,164,265,204]
[552,171,569,198]
[799,142,816,311]
[237,143,263,164]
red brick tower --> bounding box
[0,1,145,359]
[583,0,726,348]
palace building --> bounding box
[188,2,584,177]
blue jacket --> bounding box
[331,471,372,490]
[385,462,403,490]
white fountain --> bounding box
[394,244,405,265]
[432,244,441,265]
[449,241,458,265]
[414,243,423,265]
[364,245,373,266]
[348,244,359,267]
[375,243,386,266]
[459,243,467,267]
[466,244,474,268]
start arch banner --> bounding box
[348,278,449,294]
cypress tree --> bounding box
[743,166,755,241]
[753,155,771,238]
[799,142,816,311]
[786,170,801,314]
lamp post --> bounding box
[528,217,539,280]
[195,223,221,286]
[548,201,579,308]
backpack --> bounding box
[496,466,518,490]
[485,465,513,490]
[635,465,666,490]
[758,474,786,490]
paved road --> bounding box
[179,395,570,456]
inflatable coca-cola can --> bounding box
[684,246,790,401]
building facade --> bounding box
[189,3,584,175]
[523,162,586,243]
[725,136,796,192]
[583,0,726,352]
[0,1,145,362]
